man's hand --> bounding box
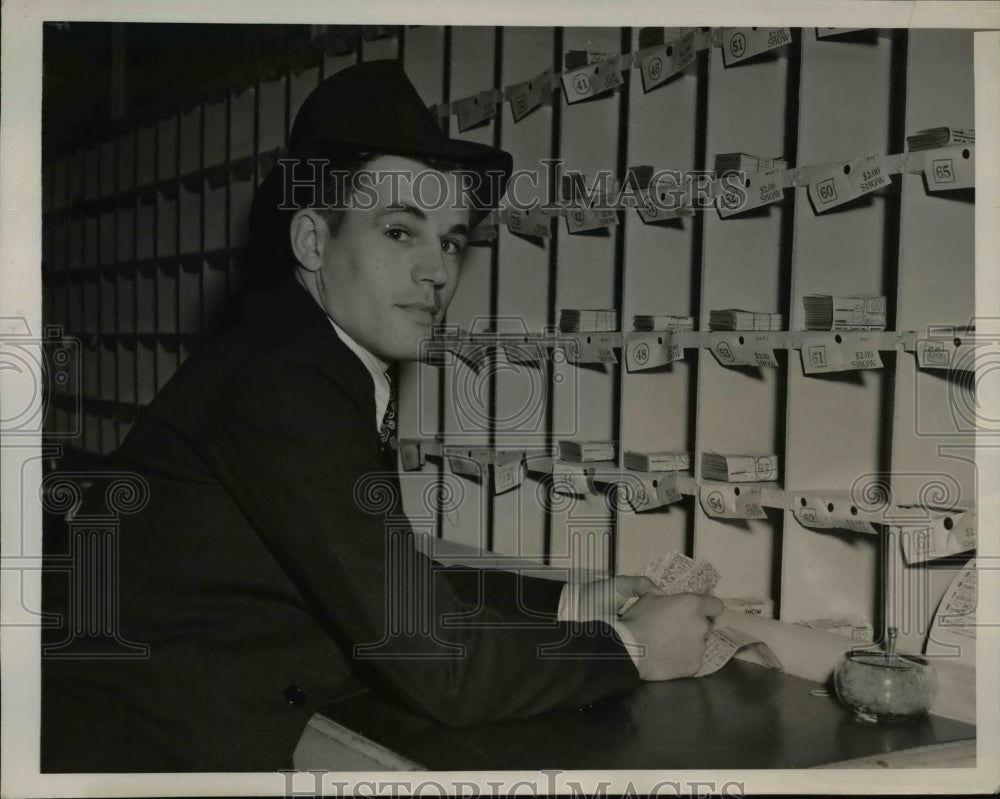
[617,592,725,680]
[575,575,661,621]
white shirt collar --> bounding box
[326,317,392,430]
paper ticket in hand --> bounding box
[695,626,784,677]
[641,550,720,595]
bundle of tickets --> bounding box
[794,617,874,642]
[701,452,779,482]
[623,450,691,472]
[906,126,975,152]
[641,550,721,595]
[558,439,617,463]
[559,308,619,333]
[713,152,788,177]
[621,549,785,678]
[632,314,696,332]
[708,309,784,331]
[803,295,886,331]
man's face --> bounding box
[315,154,472,362]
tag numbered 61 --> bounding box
[925,145,974,191]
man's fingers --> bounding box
[701,595,725,619]
[617,575,658,596]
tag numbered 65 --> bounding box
[925,145,975,191]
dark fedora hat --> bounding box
[249,59,512,265]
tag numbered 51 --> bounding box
[721,27,792,67]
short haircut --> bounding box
[314,150,468,237]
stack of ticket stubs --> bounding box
[632,314,696,332]
[906,126,974,152]
[641,550,720,595]
[558,440,617,462]
[708,309,784,331]
[714,152,788,176]
[559,308,619,333]
[803,295,886,331]
[701,452,779,482]
[794,617,873,642]
[623,450,691,471]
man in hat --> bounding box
[42,60,722,773]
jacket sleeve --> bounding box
[205,350,640,727]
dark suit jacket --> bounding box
[41,277,639,772]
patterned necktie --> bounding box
[378,369,398,458]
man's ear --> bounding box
[289,209,327,273]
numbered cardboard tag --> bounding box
[898,509,976,564]
[501,339,545,365]
[454,341,491,373]
[710,334,779,368]
[454,90,501,132]
[720,27,793,67]
[847,153,892,194]
[503,205,551,238]
[446,449,486,479]
[639,30,698,92]
[561,57,624,104]
[564,205,620,234]
[717,167,786,218]
[793,499,834,529]
[801,332,885,374]
[564,333,618,364]
[506,68,556,122]
[626,472,683,512]
[700,484,767,520]
[552,460,590,496]
[398,439,425,471]
[815,28,869,39]
[916,337,979,372]
[625,332,684,372]
[925,145,975,191]
[808,152,889,212]
[493,450,525,495]
[636,185,691,223]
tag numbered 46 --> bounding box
[640,30,699,91]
